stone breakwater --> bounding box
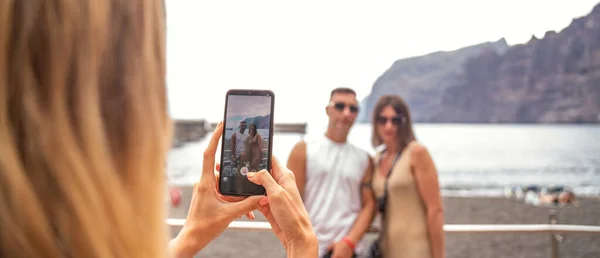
[171,120,308,149]
[173,120,208,148]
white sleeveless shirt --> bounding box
[234,131,248,157]
[304,135,370,256]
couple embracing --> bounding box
[231,121,264,174]
[287,88,445,258]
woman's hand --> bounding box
[246,157,318,257]
[213,163,255,220]
[169,122,263,258]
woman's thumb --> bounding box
[229,196,262,217]
[247,170,278,192]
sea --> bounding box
[166,123,600,197]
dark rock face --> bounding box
[242,114,271,129]
[360,3,600,123]
[358,38,510,123]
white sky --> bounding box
[165,0,599,123]
[226,95,272,118]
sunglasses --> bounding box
[375,116,405,125]
[330,102,359,113]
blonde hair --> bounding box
[0,1,170,257]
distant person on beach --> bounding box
[368,95,445,258]
[524,189,578,207]
[506,185,579,207]
[170,186,183,207]
[231,121,249,169]
[287,87,376,257]
[245,124,264,171]
[0,1,318,257]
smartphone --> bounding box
[218,89,275,196]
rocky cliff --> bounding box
[242,114,271,129]
[357,38,510,122]
[359,3,600,123]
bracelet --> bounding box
[341,237,356,250]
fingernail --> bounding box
[259,197,269,206]
[247,172,256,178]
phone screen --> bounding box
[219,90,274,196]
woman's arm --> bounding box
[168,228,211,258]
[411,144,445,258]
[257,134,263,165]
[231,133,237,162]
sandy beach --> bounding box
[168,186,600,258]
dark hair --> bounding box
[371,95,416,151]
[330,87,356,100]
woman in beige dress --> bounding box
[245,124,264,171]
[369,95,445,258]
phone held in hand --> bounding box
[218,89,275,196]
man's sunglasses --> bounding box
[330,102,359,113]
[375,116,405,125]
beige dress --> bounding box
[372,144,432,258]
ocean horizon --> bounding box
[167,123,600,197]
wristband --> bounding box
[341,237,356,250]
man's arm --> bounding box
[343,155,376,246]
[412,144,445,258]
[286,140,306,198]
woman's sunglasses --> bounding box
[375,116,405,125]
[330,102,359,113]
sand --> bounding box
[167,186,600,258]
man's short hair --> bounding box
[330,87,356,100]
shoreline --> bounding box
[167,183,600,198]
[168,185,600,258]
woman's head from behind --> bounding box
[371,95,416,151]
[0,1,169,257]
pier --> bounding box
[172,120,307,148]
[172,120,208,148]
[207,122,307,134]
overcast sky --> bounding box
[165,0,600,124]
[226,95,272,118]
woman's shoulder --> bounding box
[407,141,431,160]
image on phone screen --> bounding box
[219,90,274,196]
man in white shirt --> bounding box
[287,87,375,258]
[231,121,249,171]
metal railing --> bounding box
[165,218,600,234]
[165,218,600,258]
